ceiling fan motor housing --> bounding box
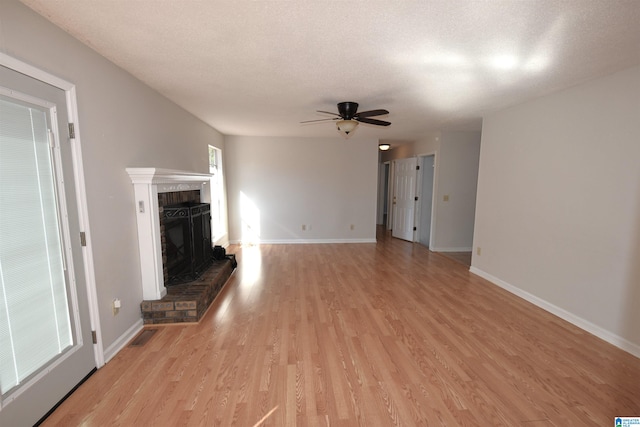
[337,102,359,119]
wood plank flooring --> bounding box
[435,251,472,267]
[42,229,640,426]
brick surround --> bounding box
[139,187,235,324]
[141,255,235,324]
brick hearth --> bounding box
[140,255,236,324]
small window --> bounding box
[208,145,226,242]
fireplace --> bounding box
[163,202,213,284]
[127,168,213,300]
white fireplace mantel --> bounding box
[127,168,211,300]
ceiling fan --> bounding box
[301,101,391,135]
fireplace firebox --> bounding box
[163,202,214,285]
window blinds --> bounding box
[0,97,72,395]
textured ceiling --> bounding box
[21,0,640,143]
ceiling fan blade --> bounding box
[316,110,341,117]
[355,109,389,118]
[300,118,338,123]
[356,117,391,126]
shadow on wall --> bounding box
[620,194,640,352]
[609,192,640,411]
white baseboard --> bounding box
[431,246,473,252]
[228,238,377,245]
[469,266,640,359]
[213,233,229,248]
[102,319,144,364]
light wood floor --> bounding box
[436,251,472,267]
[42,229,640,426]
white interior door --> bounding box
[392,157,417,241]
[0,65,95,426]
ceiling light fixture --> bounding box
[336,119,358,135]
[379,143,391,151]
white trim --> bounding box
[126,168,212,301]
[469,266,640,359]
[67,86,104,367]
[0,53,103,368]
[229,238,377,245]
[213,233,230,248]
[0,53,72,90]
[126,167,211,185]
[102,320,144,364]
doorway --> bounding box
[381,162,390,227]
[417,155,435,248]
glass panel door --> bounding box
[0,65,95,427]
[0,95,73,394]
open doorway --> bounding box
[382,162,390,226]
[376,161,392,230]
[416,154,435,248]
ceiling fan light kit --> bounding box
[336,119,358,135]
[301,101,391,137]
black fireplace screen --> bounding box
[163,202,214,285]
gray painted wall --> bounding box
[225,136,379,243]
[472,65,640,354]
[0,0,225,354]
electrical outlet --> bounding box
[443,194,450,202]
[476,247,482,256]
[112,298,121,316]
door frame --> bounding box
[415,152,437,249]
[0,52,104,368]
[376,161,392,227]
[384,160,394,231]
